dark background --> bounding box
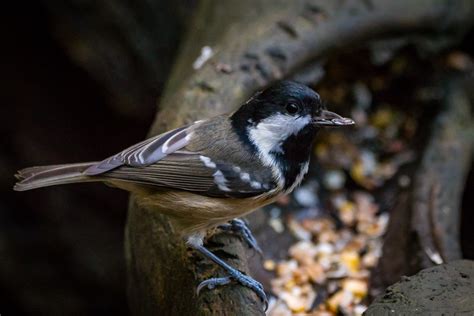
[1,1,194,314]
[1,1,472,315]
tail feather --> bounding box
[14,162,100,191]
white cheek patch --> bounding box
[249,114,311,154]
[248,114,311,188]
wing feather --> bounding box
[103,153,276,198]
[84,125,193,175]
[82,118,276,197]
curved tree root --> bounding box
[41,0,474,314]
[371,75,473,295]
[125,1,474,314]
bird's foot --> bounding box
[191,244,268,310]
[196,276,232,294]
[197,270,267,310]
[218,218,263,255]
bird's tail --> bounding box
[14,162,100,191]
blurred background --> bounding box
[1,1,472,315]
[1,1,195,314]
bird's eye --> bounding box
[285,103,299,114]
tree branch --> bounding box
[43,0,474,314]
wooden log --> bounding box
[40,0,474,313]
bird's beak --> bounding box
[312,110,355,126]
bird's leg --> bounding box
[218,218,263,255]
[189,240,267,310]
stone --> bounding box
[365,260,474,315]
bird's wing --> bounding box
[84,123,197,175]
[83,119,276,197]
[102,152,277,198]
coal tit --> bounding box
[14,80,354,308]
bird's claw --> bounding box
[219,218,263,256]
[197,270,268,310]
[196,276,232,295]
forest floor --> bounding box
[252,47,473,316]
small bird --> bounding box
[14,81,354,308]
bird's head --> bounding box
[231,80,354,156]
